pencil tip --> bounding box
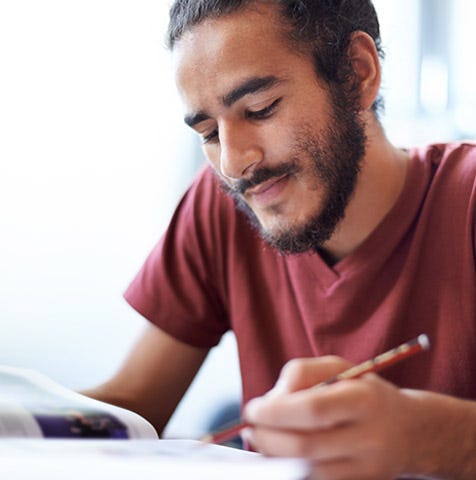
[199,434,213,444]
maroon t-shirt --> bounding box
[125,142,476,405]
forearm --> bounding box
[81,381,177,435]
[403,389,476,479]
[80,325,209,435]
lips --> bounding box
[247,174,288,195]
[245,174,290,207]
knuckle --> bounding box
[282,355,354,390]
[321,355,354,370]
[281,358,310,386]
[282,358,306,376]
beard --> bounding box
[220,85,367,255]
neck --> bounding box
[322,119,409,262]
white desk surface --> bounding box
[0,438,310,480]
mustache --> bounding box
[229,161,300,195]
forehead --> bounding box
[172,3,315,110]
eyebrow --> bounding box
[184,75,281,128]
[222,75,281,107]
[184,111,209,128]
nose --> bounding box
[218,122,264,180]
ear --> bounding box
[347,31,381,111]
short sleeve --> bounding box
[124,167,231,348]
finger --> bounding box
[244,423,399,479]
[245,375,383,430]
[243,423,354,461]
[271,356,354,394]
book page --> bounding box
[0,366,157,439]
[0,400,43,437]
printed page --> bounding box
[0,366,157,439]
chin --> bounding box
[261,208,312,232]
[234,197,322,253]
[259,219,306,249]
[256,214,292,237]
[258,209,337,255]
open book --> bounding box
[0,366,310,479]
[0,365,157,439]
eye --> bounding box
[202,128,219,145]
[246,98,282,120]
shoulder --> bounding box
[176,164,263,252]
[168,164,236,236]
[409,142,476,197]
[182,164,236,217]
[413,141,476,175]
[408,142,476,230]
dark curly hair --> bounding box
[167,0,384,114]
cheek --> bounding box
[203,145,221,171]
[269,123,294,154]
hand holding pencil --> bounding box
[204,335,432,479]
[203,335,429,444]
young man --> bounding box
[85,1,476,478]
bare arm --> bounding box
[243,357,476,480]
[82,323,209,435]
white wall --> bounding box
[0,1,178,384]
[0,0,241,437]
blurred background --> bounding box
[0,0,475,438]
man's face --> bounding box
[173,3,366,253]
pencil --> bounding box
[200,334,430,445]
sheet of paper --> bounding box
[0,439,310,480]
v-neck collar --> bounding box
[285,148,429,291]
